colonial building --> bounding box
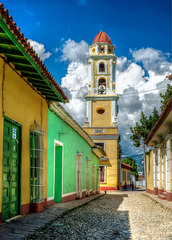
[0,4,68,222]
[121,162,133,188]
[47,103,105,204]
[145,97,172,201]
[83,31,120,191]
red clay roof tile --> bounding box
[0,3,68,102]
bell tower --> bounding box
[85,31,118,127]
[83,31,120,191]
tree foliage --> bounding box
[130,107,159,147]
[122,157,139,181]
[160,83,172,111]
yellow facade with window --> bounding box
[145,97,172,201]
[0,7,67,222]
[0,58,48,220]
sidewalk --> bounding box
[143,192,172,211]
[0,194,103,240]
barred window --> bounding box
[122,170,126,181]
[30,120,45,203]
[127,172,130,181]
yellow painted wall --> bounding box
[92,101,112,127]
[146,151,154,191]
[100,139,118,187]
[0,58,48,212]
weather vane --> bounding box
[101,25,103,31]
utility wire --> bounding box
[63,85,170,99]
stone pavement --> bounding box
[143,192,172,211]
[1,191,172,240]
[25,191,172,240]
[0,194,102,240]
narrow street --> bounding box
[24,191,172,240]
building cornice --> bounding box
[88,55,117,60]
[90,134,120,140]
[85,94,119,101]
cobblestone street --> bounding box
[25,191,172,240]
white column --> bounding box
[105,44,108,54]
[161,146,164,189]
[91,58,94,93]
[165,134,172,192]
[157,147,161,189]
[110,59,113,91]
[153,148,158,188]
[86,101,92,126]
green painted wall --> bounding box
[47,109,99,201]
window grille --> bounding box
[30,120,45,203]
[122,170,126,181]
[127,172,130,181]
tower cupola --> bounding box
[93,31,112,45]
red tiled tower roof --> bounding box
[93,31,112,45]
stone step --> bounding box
[158,194,167,200]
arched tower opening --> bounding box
[98,78,106,94]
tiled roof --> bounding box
[93,31,112,45]
[121,162,133,170]
[0,3,68,102]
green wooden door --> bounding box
[2,120,20,220]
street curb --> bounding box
[142,193,172,212]
[25,194,104,239]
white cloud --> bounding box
[60,42,172,155]
[28,39,52,61]
[61,39,89,63]
[131,47,172,75]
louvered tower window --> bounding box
[30,119,45,203]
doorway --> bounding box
[54,140,63,202]
[2,118,21,220]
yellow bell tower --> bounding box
[83,31,120,191]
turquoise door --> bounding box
[2,119,20,220]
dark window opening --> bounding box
[99,63,105,72]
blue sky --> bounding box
[4,0,171,82]
[3,0,172,156]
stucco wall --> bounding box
[47,109,99,202]
[99,139,118,188]
[0,58,48,213]
[146,150,154,191]
[92,101,112,127]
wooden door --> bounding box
[2,120,20,220]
